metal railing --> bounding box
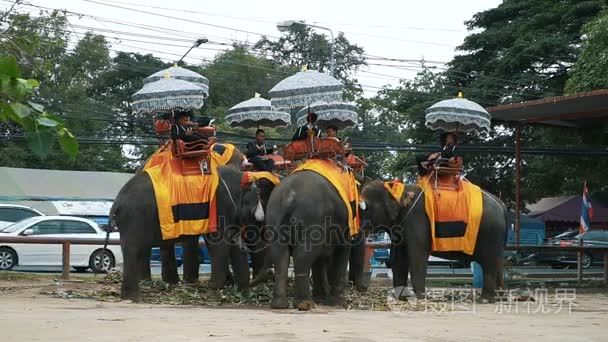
[1,235,607,285]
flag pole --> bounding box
[577,181,587,284]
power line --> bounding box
[79,0,278,38]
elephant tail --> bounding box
[107,198,120,232]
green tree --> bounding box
[254,25,366,99]
[448,0,604,104]
[565,7,608,93]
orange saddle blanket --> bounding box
[418,176,483,255]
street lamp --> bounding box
[276,20,335,76]
[177,37,209,65]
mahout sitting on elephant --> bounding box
[110,163,275,300]
[359,179,507,302]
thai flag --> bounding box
[580,182,593,233]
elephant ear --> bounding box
[383,189,401,222]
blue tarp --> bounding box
[507,212,546,245]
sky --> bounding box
[4,0,502,97]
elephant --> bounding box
[265,170,356,309]
[110,165,270,300]
[359,180,507,301]
[129,145,247,285]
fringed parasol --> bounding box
[424,96,491,133]
[269,68,343,110]
[296,101,358,130]
[225,94,291,128]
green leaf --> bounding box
[9,102,31,118]
[25,79,39,89]
[0,56,20,78]
[25,129,55,159]
[58,128,79,160]
[0,103,14,121]
[28,101,45,113]
[37,117,59,127]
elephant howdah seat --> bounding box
[418,176,483,255]
[283,137,346,161]
[154,118,171,139]
[346,153,367,174]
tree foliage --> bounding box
[565,8,608,93]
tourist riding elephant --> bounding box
[266,170,356,309]
[110,165,268,300]
[359,180,507,301]
[130,146,245,285]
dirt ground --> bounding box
[1,276,607,342]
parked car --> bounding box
[531,230,608,269]
[544,230,579,244]
[0,216,121,273]
[370,231,467,268]
[150,237,211,266]
[0,204,44,230]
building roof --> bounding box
[526,195,608,224]
[487,89,608,129]
[0,167,133,215]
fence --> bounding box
[0,235,607,285]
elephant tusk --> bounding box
[254,199,265,222]
[359,201,367,211]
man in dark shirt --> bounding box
[171,112,199,142]
[415,132,459,176]
[246,128,275,171]
[292,112,321,141]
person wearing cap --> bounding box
[292,111,321,141]
[246,128,275,171]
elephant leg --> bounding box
[391,242,409,289]
[140,248,152,281]
[407,245,429,299]
[479,257,498,302]
[292,246,316,310]
[182,237,200,284]
[160,243,179,285]
[311,257,329,303]
[205,234,229,289]
[120,244,144,301]
[326,245,350,307]
[229,245,250,291]
[348,233,367,292]
[270,242,290,309]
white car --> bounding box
[0,216,121,273]
[0,204,44,230]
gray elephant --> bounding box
[359,180,507,301]
[110,165,270,300]
[266,170,358,309]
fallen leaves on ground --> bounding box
[40,271,479,312]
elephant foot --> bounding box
[312,294,326,304]
[163,276,179,285]
[208,280,225,290]
[480,291,496,303]
[295,299,316,311]
[120,285,141,302]
[324,295,346,307]
[270,296,289,309]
